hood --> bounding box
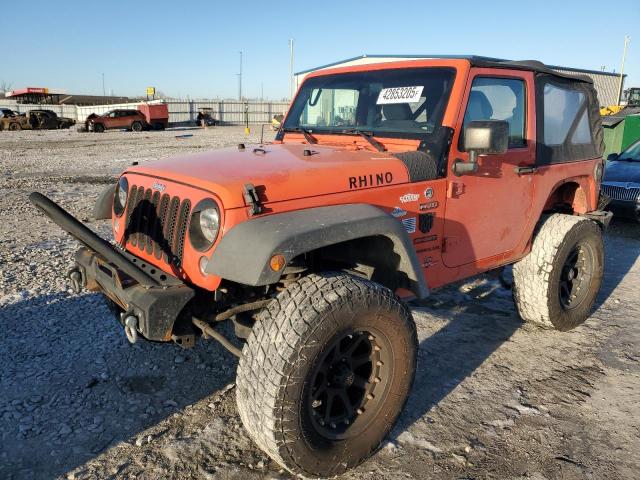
[603,160,640,184]
[127,143,411,209]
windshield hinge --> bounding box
[243,183,263,216]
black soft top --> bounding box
[464,57,593,84]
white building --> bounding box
[294,54,625,107]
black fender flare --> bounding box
[206,204,429,299]
[94,184,115,220]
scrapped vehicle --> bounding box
[196,109,219,127]
[0,108,18,130]
[86,104,169,132]
[86,109,148,132]
[602,138,640,221]
[31,56,610,478]
[1,109,75,131]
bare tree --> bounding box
[0,80,13,96]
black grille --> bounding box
[601,184,640,202]
[124,185,191,267]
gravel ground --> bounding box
[0,127,638,480]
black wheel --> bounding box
[236,272,417,478]
[513,214,604,331]
[93,123,105,133]
[8,122,21,131]
[131,121,143,132]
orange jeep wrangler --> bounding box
[31,56,610,478]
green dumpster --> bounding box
[603,114,640,158]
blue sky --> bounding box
[1,0,637,100]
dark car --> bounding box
[602,139,640,221]
[86,109,147,132]
[0,109,75,131]
[196,110,219,127]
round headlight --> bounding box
[189,199,221,252]
[114,177,128,217]
[199,208,220,242]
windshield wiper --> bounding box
[341,129,386,152]
[282,127,317,144]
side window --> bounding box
[463,77,526,148]
[542,84,590,145]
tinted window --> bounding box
[543,84,590,145]
[463,77,526,147]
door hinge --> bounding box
[446,181,465,198]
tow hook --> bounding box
[122,314,139,344]
[68,268,83,294]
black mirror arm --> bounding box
[452,150,479,176]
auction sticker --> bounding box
[377,86,424,104]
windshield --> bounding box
[618,140,640,162]
[283,67,455,139]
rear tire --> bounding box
[513,214,604,331]
[131,121,143,132]
[9,122,21,131]
[236,272,417,478]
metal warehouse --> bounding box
[294,54,625,107]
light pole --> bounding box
[102,73,105,97]
[238,51,243,101]
[289,39,294,100]
[617,35,630,104]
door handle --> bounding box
[514,166,537,175]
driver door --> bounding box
[442,69,536,267]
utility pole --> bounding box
[102,73,105,97]
[617,35,630,104]
[289,38,294,100]
[261,82,264,101]
[238,51,243,101]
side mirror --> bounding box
[606,153,618,162]
[453,120,509,176]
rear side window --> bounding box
[542,84,590,145]
[462,77,526,148]
[536,74,603,165]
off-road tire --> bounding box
[8,122,21,131]
[93,123,105,133]
[131,121,143,132]
[513,214,604,331]
[236,272,417,478]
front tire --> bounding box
[9,122,21,131]
[236,272,417,478]
[513,214,604,331]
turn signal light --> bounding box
[269,254,285,272]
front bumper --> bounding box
[607,200,640,221]
[29,192,194,342]
[74,247,194,341]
